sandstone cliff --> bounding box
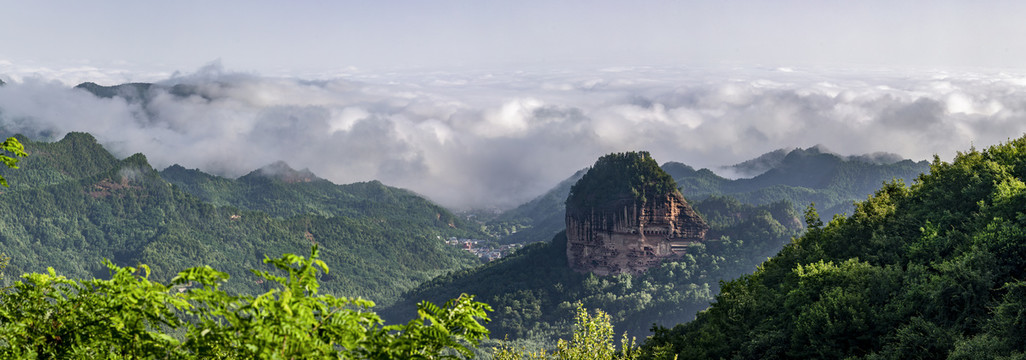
[565,152,709,275]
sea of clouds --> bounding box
[1,62,1024,209]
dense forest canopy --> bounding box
[663,146,930,219]
[640,136,1026,359]
[566,151,678,210]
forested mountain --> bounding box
[725,148,793,177]
[639,137,1026,359]
[665,146,930,219]
[0,132,482,306]
[489,147,928,245]
[160,161,465,229]
[385,159,804,343]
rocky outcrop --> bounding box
[566,193,708,275]
[564,151,709,276]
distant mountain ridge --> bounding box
[724,145,907,178]
[248,161,321,184]
[724,147,793,178]
[668,146,930,217]
[489,146,929,245]
[74,81,215,103]
[160,160,462,228]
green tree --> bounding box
[0,136,27,187]
[0,247,492,359]
[493,304,638,360]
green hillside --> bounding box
[160,161,466,230]
[0,132,119,190]
[640,137,1026,359]
[0,133,481,306]
[484,169,585,244]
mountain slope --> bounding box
[669,146,931,218]
[0,133,119,190]
[485,169,585,244]
[640,136,1026,359]
[0,133,480,306]
[160,161,466,230]
[74,81,216,104]
[723,147,792,177]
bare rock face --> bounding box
[565,152,709,276]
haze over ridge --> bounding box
[1,63,1024,209]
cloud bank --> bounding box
[1,64,1025,209]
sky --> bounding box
[1,1,1026,209]
[4,1,1026,75]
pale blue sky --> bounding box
[3,1,1025,77]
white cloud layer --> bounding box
[2,64,1026,209]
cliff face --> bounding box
[565,151,709,275]
[566,190,709,276]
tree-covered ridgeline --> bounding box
[663,146,930,220]
[160,162,467,230]
[639,136,1026,359]
[0,132,482,306]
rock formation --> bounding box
[565,152,709,276]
